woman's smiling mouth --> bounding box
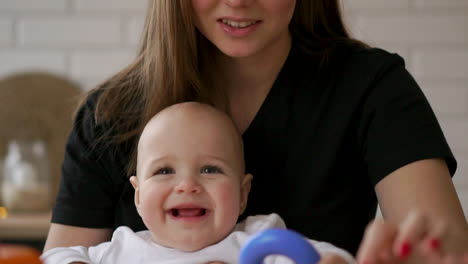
[217,18,262,37]
[220,19,259,28]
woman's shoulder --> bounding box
[321,42,409,91]
[69,87,117,158]
[334,42,405,71]
[293,40,406,80]
[74,85,119,134]
[71,90,103,139]
[76,88,103,117]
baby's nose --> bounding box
[174,176,202,194]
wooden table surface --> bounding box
[0,210,51,240]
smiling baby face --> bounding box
[130,102,252,251]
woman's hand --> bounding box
[356,210,468,264]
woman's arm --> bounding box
[357,158,468,263]
[44,223,112,252]
[376,158,466,232]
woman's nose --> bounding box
[174,176,202,194]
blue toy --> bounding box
[239,228,321,264]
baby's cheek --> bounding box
[217,184,242,214]
[139,189,164,222]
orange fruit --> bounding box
[0,244,42,264]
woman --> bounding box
[45,0,468,263]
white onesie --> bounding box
[41,213,355,264]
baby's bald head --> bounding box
[137,102,245,176]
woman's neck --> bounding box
[214,32,292,94]
[211,32,292,133]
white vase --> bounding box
[1,139,52,212]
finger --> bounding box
[392,210,428,260]
[463,253,468,264]
[443,254,460,264]
[318,254,348,264]
[356,218,397,264]
[442,252,468,264]
[419,220,446,258]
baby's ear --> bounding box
[129,176,140,209]
[240,173,253,215]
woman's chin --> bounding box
[216,44,260,59]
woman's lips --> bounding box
[218,18,262,37]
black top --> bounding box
[52,42,456,255]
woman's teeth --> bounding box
[221,19,258,28]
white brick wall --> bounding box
[422,82,468,116]
[0,0,67,12]
[70,50,135,80]
[412,50,468,79]
[18,17,122,46]
[414,0,468,9]
[0,0,146,90]
[0,50,66,75]
[0,0,467,218]
[0,18,12,45]
[71,0,147,12]
[354,15,468,44]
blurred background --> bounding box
[0,0,467,251]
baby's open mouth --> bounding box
[170,208,207,217]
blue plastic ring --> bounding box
[239,228,321,264]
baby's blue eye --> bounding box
[201,166,223,174]
[155,167,174,175]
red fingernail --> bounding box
[399,242,412,259]
[429,238,440,251]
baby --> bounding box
[41,102,354,264]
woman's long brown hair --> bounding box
[84,0,362,175]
